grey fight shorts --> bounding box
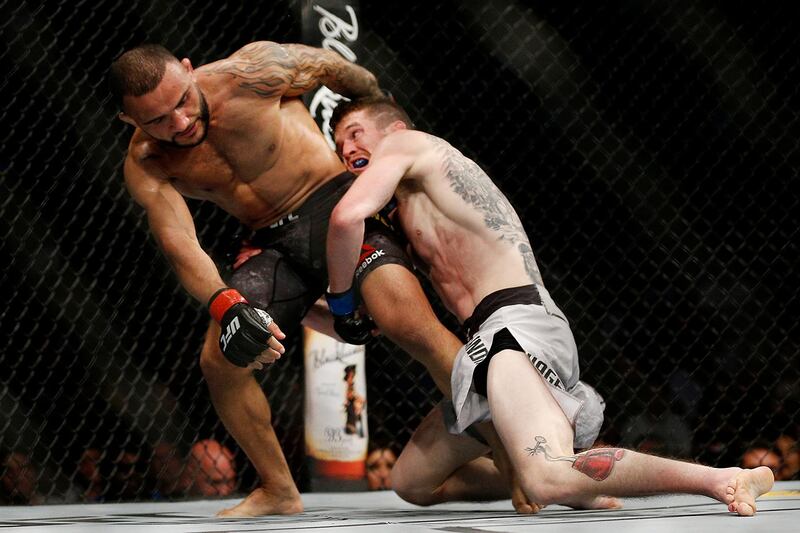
[447,284,605,449]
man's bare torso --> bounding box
[127,59,344,229]
[391,131,544,321]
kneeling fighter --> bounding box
[327,96,774,515]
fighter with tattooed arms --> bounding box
[110,42,469,516]
[327,97,774,515]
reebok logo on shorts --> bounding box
[355,244,386,277]
[358,244,378,262]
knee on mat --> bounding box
[394,484,441,507]
[391,460,439,506]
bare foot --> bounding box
[217,486,303,517]
[510,475,546,514]
[513,496,546,514]
[564,494,623,510]
[724,467,774,517]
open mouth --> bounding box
[351,157,369,169]
[178,121,197,138]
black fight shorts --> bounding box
[224,172,412,335]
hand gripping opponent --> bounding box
[208,288,283,367]
[325,288,375,345]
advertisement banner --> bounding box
[301,0,362,148]
[303,327,368,484]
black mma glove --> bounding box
[325,287,375,345]
[208,288,273,367]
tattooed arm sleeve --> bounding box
[210,41,381,99]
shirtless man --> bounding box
[327,96,775,516]
[110,42,462,516]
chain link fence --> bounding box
[1,0,798,503]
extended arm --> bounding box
[124,157,225,304]
[208,41,381,99]
[125,155,284,367]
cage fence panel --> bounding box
[0,0,797,503]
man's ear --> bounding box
[118,112,137,127]
[388,120,408,132]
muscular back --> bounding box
[126,43,350,229]
[394,132,544,320]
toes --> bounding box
[738,502,755,517]
[604,497,623,510]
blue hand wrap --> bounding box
[326,289,357,316]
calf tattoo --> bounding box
[525,436,625,481]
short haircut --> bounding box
[330,96,414,134]
[109,44,179,109]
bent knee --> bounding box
[389,460,415,498]
[393,484,441,507]
[391,461,441,506]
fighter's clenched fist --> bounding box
[208,288,285,368]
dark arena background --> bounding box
[1,0,798,505]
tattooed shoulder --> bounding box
[204,42,297,98]
[426,135,542,284]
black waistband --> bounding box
[463,284,542,339]
[252,171,354,237]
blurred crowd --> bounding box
[1,438,237,504]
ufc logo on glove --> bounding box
[208,288,275,367]
[221,316,241,351]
